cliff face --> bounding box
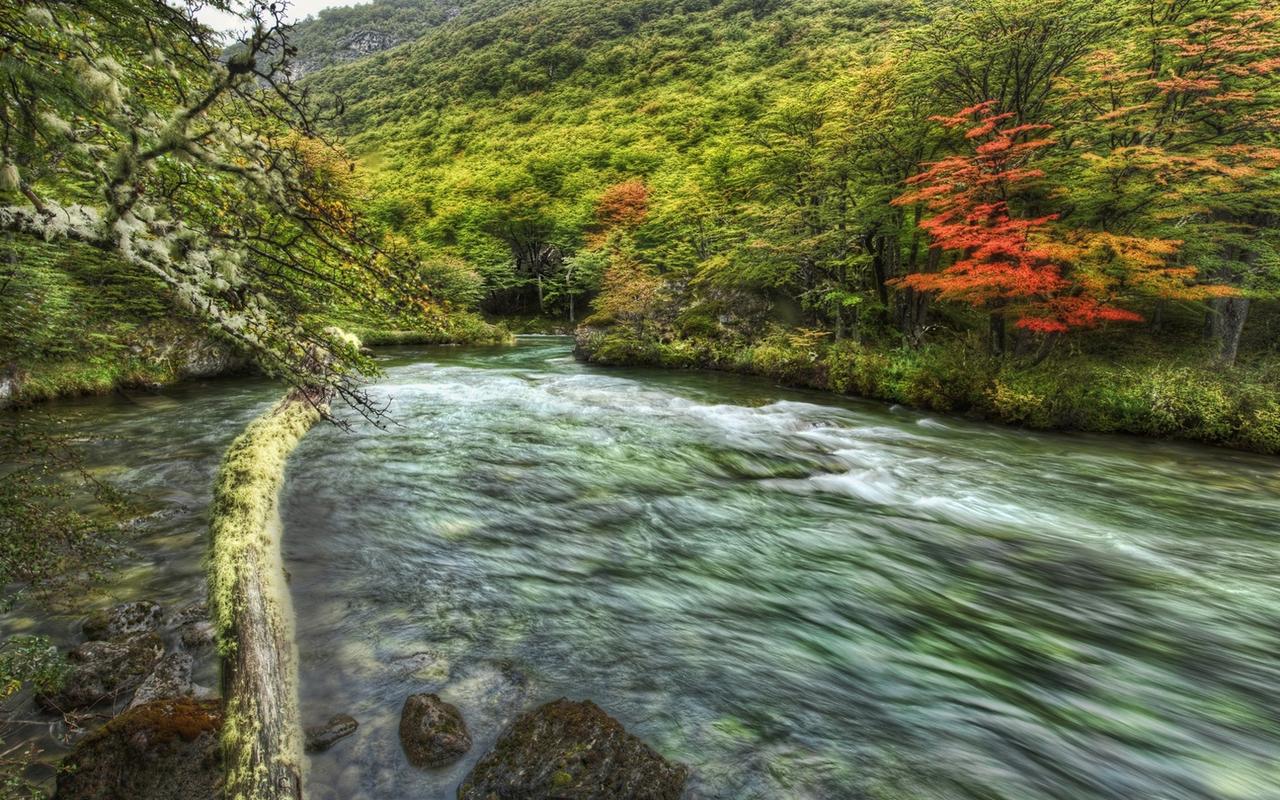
[279,0,471,78]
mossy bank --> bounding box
[576,327,1280,455]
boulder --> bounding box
[305,713,359,753]
[178,620,216,650]
[39,632,164,711]
[399,693,471,768]
[458,698,688,800]
[128,652,194,709]
[53,698,222,800]
[83,601,162,641]
[165,601,208,629]
[165,601,215,650]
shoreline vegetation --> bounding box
[575,325,1280,456]
[7,323,1276,455]
[0,315,513,410]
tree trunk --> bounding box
[989,311,1006,357]
[209,388,324,800]
[863,231,889,307]
[1208,296,1250,367]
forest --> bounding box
[299,0,1280,450]
[1,0,1279,798]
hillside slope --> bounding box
[293,0,1280,452]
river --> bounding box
[7,337,1280,799]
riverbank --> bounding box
[575,326,1280,455]
[1,316,512,409]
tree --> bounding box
[909,0,1119,125]
[0,0,423,412]
[1062,3,1280,365]
[893,102,1144,353]
[596,180,650,230]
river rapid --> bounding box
[7,337,1280,799]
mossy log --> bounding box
[208,389,323,800]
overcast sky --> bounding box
[196,0,374,34]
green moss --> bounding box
[207,392,319,800]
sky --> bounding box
[195,0,374,34]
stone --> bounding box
[389,650,449,684]
[165,601,208,629]
[458,698,688,800]
[398,693,471,769]
[128,652,194,709]
[178,620,216,651]
[305,713,359,753]
[83,601,162,641]
[39,633,164,711]
[53,698,222,800]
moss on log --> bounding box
[208,390,322,800]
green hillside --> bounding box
[301,0,913,315]
[293,0,1280,450]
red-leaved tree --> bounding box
[893,102,1144,353]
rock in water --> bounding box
[399,693,471,768]
[458,698,688,800]
[38,632,164,711]
[83,601,163,641]
[53,698,222,800]
[129,652,194,709]
[305,713,359,753]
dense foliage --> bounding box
[292,0,1278,384]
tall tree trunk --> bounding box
[210,388,324,800]
[1208,296,1250,367]
[863,231,889,307]
[989,311,1006,357]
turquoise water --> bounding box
[6,338,1280,799]
[284,339,1280,800]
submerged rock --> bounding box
[83,601,163,641]
[458,698,688,800]
[305,713,359,753]
[165,601,208,629]
[390,650,450,684]
[399,693,471,768]
[39,632,164,711]
[53,698,222,800]
[128,652,194,709]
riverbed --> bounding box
[7,337,1280,799]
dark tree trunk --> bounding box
[989,311,1006,356]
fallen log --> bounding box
[208,388,324,800]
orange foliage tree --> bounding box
[596,180,650,229]
[892,102,1146,349]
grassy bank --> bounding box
[576,326,1280,455]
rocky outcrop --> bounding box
[83,601,163,641]
[38,632,164,711]
[53,698,223,800]
[304,713,359,753]
[341,30,401,56]
[458,698,688,800]
[168,601,215,651]
[399,693,471,768]
[128,652,194,709]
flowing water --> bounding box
[7,337,1280,799]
